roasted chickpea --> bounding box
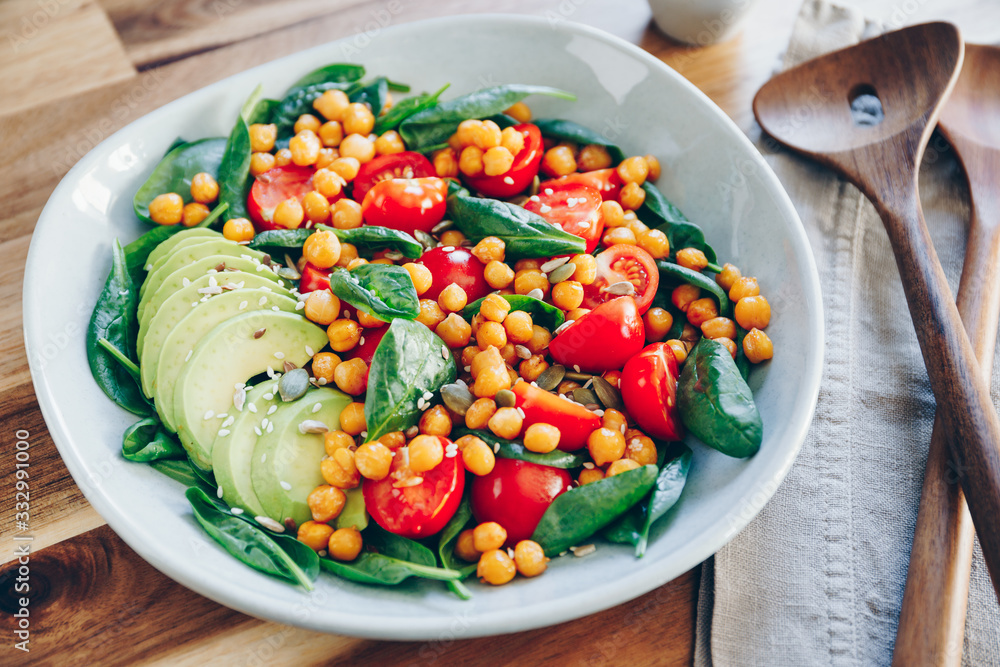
[734,295,771,330]
[334,358,368,396]
[472,236,506,264]
[339,402,366,435]
[607,458,641,477]
[461,435,496,476]
[518,354,549,382]
[310,351,341,384]
[588,427,626,466]
[404,262,433,296]
[686,298,719,327]
[488,406,523,439]
[478,549,516,585]
[701,316,737,340]
[465,398,498,430]
[419,405,453,437]
[307,484,347,523]
[729,276,760,302]
[298,520,335,551]
[455,529,480,562]
[671,284,701,312]
[328,527,363,561]
[321,447,360,489]
[408,434,445,473]
[327,319,362,352]
[577,144,612,171]
[416,299,447,330]
[743,328,774,363]
[523,423,560,453]
[473,522,507,552]
[305,290,341,326]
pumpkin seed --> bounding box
[495,389,516,408]
[547,262,577,284]
[431,219,454,234]
[441,382,475,416]
[277,266,301,281]
[572,387,599,406]
[278,368,310,402]
[564,371,593,382]
[529,175,541,196]
[415,230,436,250]
[603,280,636,296]
[592,375,625,412]
[536,364,566,391]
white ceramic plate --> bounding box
[24,15,823,639]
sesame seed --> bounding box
[593,409,605,417]
[503,176,514,185]
[442,345,450,361]
[583,462,595,469]
[539,204,552,214]
[239,301,248,310]
[312,403,322,413]
[261,418,269,429]
[185,349,193,362]
[317,377,327,385]
[295,301,305,310]
[236,281,245,288]
[298,292,310,302]
[204,410,215,421]
[190,302,198,308]
[218,429,230,437]
[268,405,278,415]
[262,393,272,401]
[442,246,455,252]
[517,407,525,419]
[208,276,218,287]
[271,306,279,311]
[267,422,274,433]
[464,365,472,372]
[146,264,153,272]
[280,481,292,491]
[417,398,426,410]
[423,391,434,400]
[572,544,596,557]
[573,364,581,373]
[255,516,284,532]
[360,431,368,439]
[258,296,267,306]
[544,188,553,195]
[620,423,627,434]
[231,507,244,515]
[254,426,262,436]
[261,453,267,463]
[359,337,366,346]
[256,264,265,272]
[274,351,285,360]
[318,549,327,557]
[305,346,315,357]
[493,442,500,454]
[222,416,235,428]
[216,486,224,499]
[248,402,258,413]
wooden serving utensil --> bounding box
[754,23,1000,596]
[893,43,1000,667]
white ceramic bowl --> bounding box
[24,14,823,639]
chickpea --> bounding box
[181,203,209,227]
[438,283,468,313]
[483,261,515,289]
[475,362,512,398]
[336,243,359,268]
[625,434,658,466]
[473,522,507,552]
[565,307,590,322]
[432,147,459,178]
[686,298,719,328]
[472,236,505,264]
[715,263,742,292]
[305,290,341,326]
[465,398,498,430]
[328,527,363,561]
[477,321,508,350]
[324,430,354,457]
[637,229,670,259]
[676,247,709,271]
[607,458,641,477]
[408,435,444,473]
[542,145,577,177]
[440,229,466,247]
[500,126,525,155]
[339,402,366,435]
[149,193,183,225]
[601,200,626,228]
[602,409,628,434]
[459,146,485,177]
[479,293,512,322]
[436,313,472,349]
[643,154,661,181]
[671,284,701,312]
[321,447,360,489]
[303,230,342,268]
[342,102,375,135]
[273,196,305,229]
[250,152,277,176]
[190,172,219,204]
[310,351,341,384]
[290,130,321,166]
[301,191,331,225]
[523,423,560,453]
[617,156,649,185]
[643,307,673,342]
[735,295,771,330]
[588,427,626,466]
[743,328,774,363]
[551,281,584,311]
[515,259,542,272]
[249,123,278,152]
[504,101,532,123]
[419,405,453,437]
[577,144,612,171]
[503,311,534,345]
[716,337,738,358]
[404,262,433,296]
[602,227,637,247]
[681,323,701,345]
[378,431,406,450]
[307,484,347,523]
[729,276,760,302]
[318,120,344,147]
[313,168,344,199]
[488,406,523,439]
[416,299,447,330]
[294,113,322,135]
[453,529,481,563]
[666,339,688,364]
[298,520,335,552]
[525,325,552,355]
[329,156,361,183]
[461,435,496,476]
[483,146,514,175]
[519,354,549,382]
[514,269,550,297]
[313,89,350,121]
[578,468,605,485]
[327,319,361,352]
[339,134,376,163]
[570,254,598,285]
[356,310,384,328]
[702,316,737,340]
[273,148,293,167]
[374,130,405,155]
[334,357,368,396]
[478,549,516,585]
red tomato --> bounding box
[582,245,659,315]
[363,438,465,539]
[512,381,602,451]
[360,177,447,234]
[416,246,490,303]
[352,151,435,203]
[548,297,645,374]
[247,165,336,230]
[523,184,604,253]
[464,123,543,198]
[299,263,331,293]
[620,343,684,441]
[346,324,387,366]
[539,168,623,202]
[470,458,572,545]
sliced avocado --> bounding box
[138,271,294,392]
[251,387,351,526]
[337,488,368,531]
[144,234,231,286]
[137,254,285,323]
[140,239,269,300]
[212,382,281,517]
[173,310,328,470]
[144,228,220,270]
[154,290,300,429]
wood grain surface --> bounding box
[0,0,994,664]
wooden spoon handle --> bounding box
[893,191,1000,666]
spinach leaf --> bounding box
[451,427,586,469]
[185,487,318,590]
[462,294,565,330]
[350,77,389,116]
[365,524,437,566]
[657,260,732,317]
[133,138,227,224]
[364,319,457,443]
[328,264,420,321]
[248,225,422,259]
[735,324,751,381]
[448,190,585,260]
[533,118,626,164]
[289,63,365,89]
[319,552,463,585]
[122,416,186,462]
[374,84,450,135]
[531,465,658,556]
[678,338,762,458]
[438,497,476,574]
[638,182,718,265]
[150,459,204,487]
[217,86,265,222]
[87,239,151,416]
[400,84,575,152]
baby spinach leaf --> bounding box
[150,459,204,487]
[437,497,476,575]
[364,319,457,443]
[448,190,585,260]
[133,138,227,224]
[533,118,626,164]
[248,225,422,258]
[218,86,266,223]
[289,63,365,89]
[122,416,186,462]
[638,183,718,265]
[123,225,184,281]
[350,77,389,116]
[451,427,586,469]
[735,324,751,381]
[399,84,575,152]
[374,84,450,135]
[657,260,732,317]
[186,487,318,590]
[328,264,420,321]
[678,338,762,458]
[531,465,657,556]
[462,294,565,331]
[365,524,437,567]
[319,552,463,586]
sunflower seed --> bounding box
[573,387,600,405]
[528,175,541,196]
[603,280,636,296]
[525,288,544,301]
[514,344,532,360]
[282,361,298,373]
[441,382,475,416]
[547,262,577,284]
[495,389,516,408]
[536,364,566,391]
[592,375,625,412]
[540,256,570,273]
[278,368,310,402]
[298,420,329,434]
[383,250,405,261]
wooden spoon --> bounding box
[754,23,1000,595]
[893,43,1000,667]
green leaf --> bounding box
[462,294,565,331]
[531,465,658,556]
[364,524,437,567]
[350,77,389,116]
[364,319,457,443]
[678,338,762,458]
[533,118,626,164]
[451,427,586,469]
[437,497,476,575]
[289,63,366,89]
[149,459,204,487]
[656,260,732,317]
[133,138,227,224]
[638,183,718,264]
[448,190,586,261]
[218,86,266,223]
[328,264,420,321]
[122,416,186,462]
[374,84,450,135]
[399,84,576,152]
[735,324,751,381]
[319,552,463,585]
[185,487,318,590]
[248,225,422,259]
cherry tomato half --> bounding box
[512,381,602,452]
[247,165,335,231]
[539,167,623,202]
[352,151,435,203]
[464,123,544,198]
[582,245,659,315]
[548,296,645,374]
[360,177,448,234]
[523,183,604,253]
[470,458,572,545]
[416,246,490,303]
[620,342,684,441]
[363,438,465,539]
[299,263,331,293]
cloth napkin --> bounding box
[694,1,1000,665]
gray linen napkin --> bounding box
[694,1,1000,665]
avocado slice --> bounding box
[173,310,328,470]
[144,228,220,270]
[337,487,368,531]
[138,271,294,393]
[140,239,269,300]
[143,234,231,286]
[154,290,301,429]
[251,387,351,526]
[211,382,280,517]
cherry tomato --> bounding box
[346,324,387,366]
[470,458,572,545]
[620,342,684,441]
[464,123,543,198]
[523,183,604,253]
[548,296,645,374]
[352,151,435,203]
[247,165,335,230]
[360,177,447,234]
[363,437,465,539]
[539,168,623,202]
[512,381,602,452]
[299,263,331,293]
[416,246,490,303]
[581,245,659,315]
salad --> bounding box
[87,62,773,597]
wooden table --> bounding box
[1,0,995,664]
